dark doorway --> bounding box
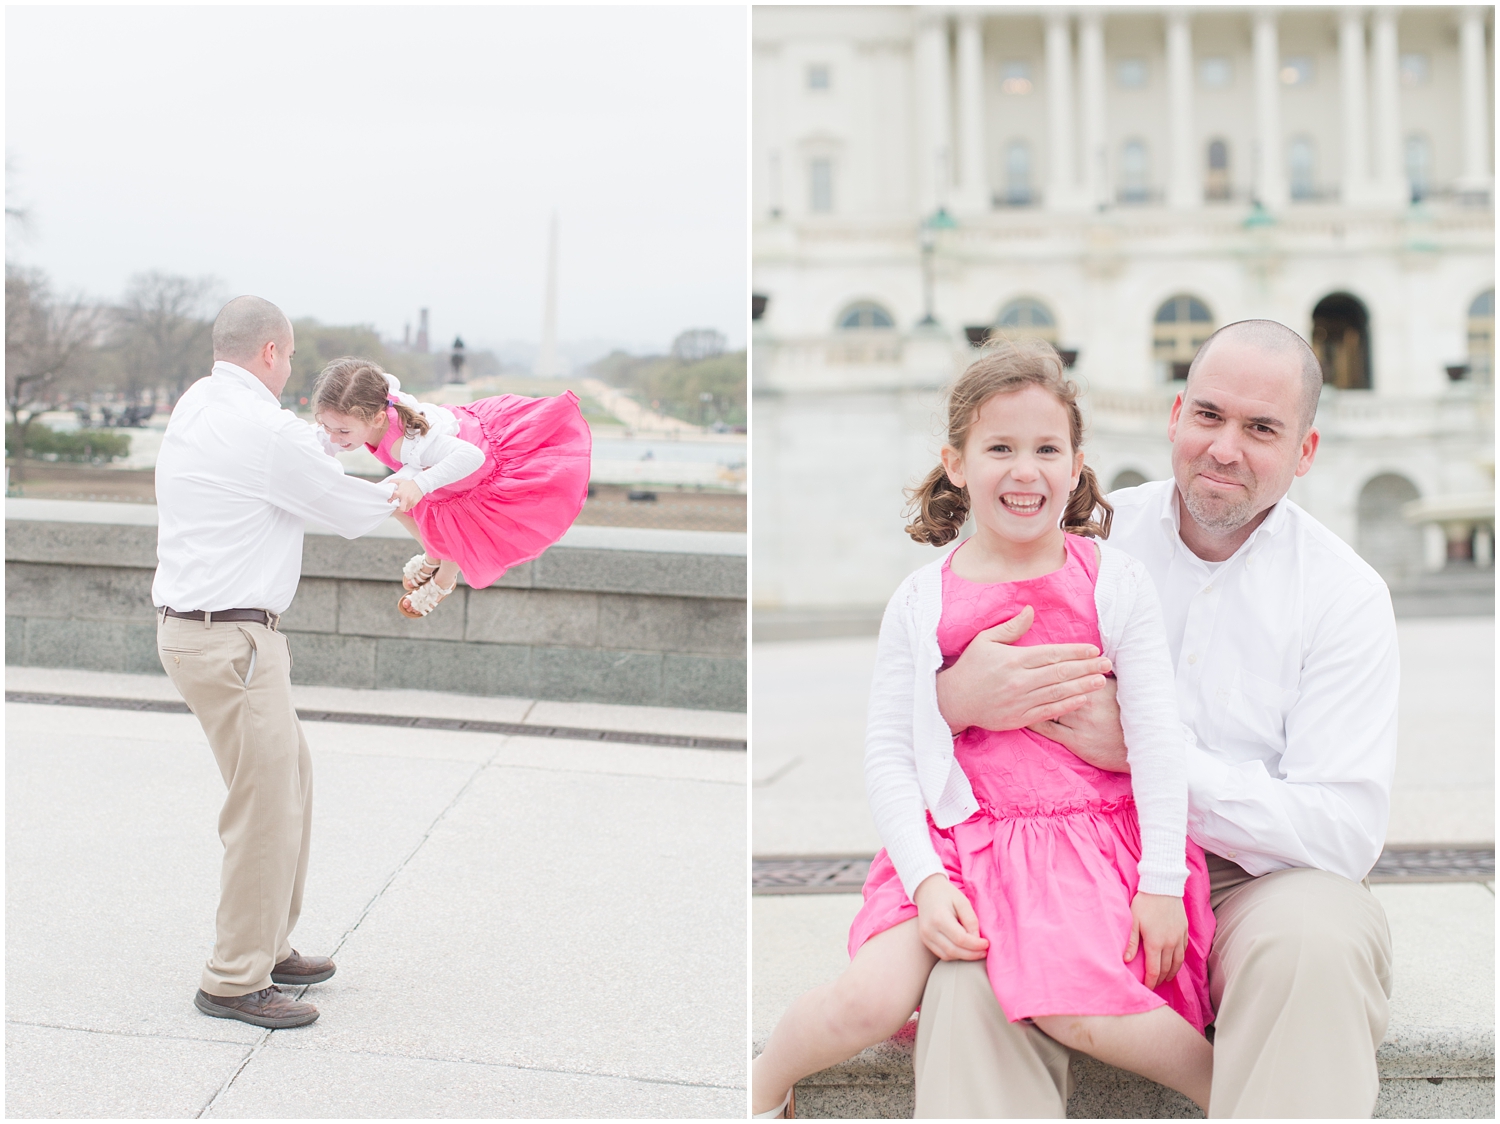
[1311,293,1370,390]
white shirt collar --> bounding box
[1157,477,1291,565]
[211,360,279,405]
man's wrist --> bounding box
[934,669,970,734]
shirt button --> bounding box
[1227,851,1237,858]
[1203,585,1213,594]
[1188,654,1198,665]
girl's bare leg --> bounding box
[752,919,936,1115]
[1033,1007,1212,1112]
[392,511,455,586]
[393,511,428,550]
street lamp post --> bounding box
[918,207,957,327]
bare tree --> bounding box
[115,271,220,405]
[6,267,104,483]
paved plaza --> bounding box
[754,615,1495,856]
[6,667,747,1118]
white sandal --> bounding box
[402,553,440,591]
[752,1088,793,1119]
[398,576,456,618]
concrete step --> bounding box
[753,884,1495,1118]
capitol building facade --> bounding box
[752,5,1494,615]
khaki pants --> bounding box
[159,614,313,998]
[913,855,1393,1118]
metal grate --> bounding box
[754,848,1495,895]
[1370,847,1495,882]
[5,691,745,752]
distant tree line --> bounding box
[588,346,746,430]
[3,264,497,478]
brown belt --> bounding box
[162,607,279,629]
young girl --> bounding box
[752,342,1215,1118]
[311,357,592,616]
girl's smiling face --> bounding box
[317,410,385,451]
[940,385,1085,549]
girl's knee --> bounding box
[825,979,916,1045]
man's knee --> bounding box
[1214,869,1393,1012]
[915,960,1071,1119]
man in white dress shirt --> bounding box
[916,320,1397,1117]
[153,296,398,1028]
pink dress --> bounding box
[848,534,1215,1032]
[369,392,591,589]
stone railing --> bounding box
[5,499,745,711]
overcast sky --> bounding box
[6,5,748,358]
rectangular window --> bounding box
[1000,60,1033,95]
[1279,56,1313,86]
[809,158,833,213]
[1399,53,1429,87]
[1199,56,1231,89]
[807,64,830,90]
[1116,58,1147,89]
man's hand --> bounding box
[1028,676,1130,773]
[935,605,1113,734]
[1124,892,1188,989]
[913,874,990,961]
[389,480,423,513]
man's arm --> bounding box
[1038,581,1398,883]
[267,422,398,539]
[1182,583,1398,883]
[934,605,1113,733]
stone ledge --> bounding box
[7,619,746,712]
[752,884,1495,1118]
[755,1031,1496,1119]
[4,500,746,600]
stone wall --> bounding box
[5,500,746,711]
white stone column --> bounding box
[1339,8,1370,205]
[1166,10,1200,207]
[1371,7,1407,205]
[954,13,989,215]
[1078,11,1108,208]
[915,12,953,217]
[1252,9,1288,210]
[1045,10,1081,210]
[1458,6,1493,192]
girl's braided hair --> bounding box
[904,339,1112,546]
[311,357,430,439]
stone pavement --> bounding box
[6,667,747,1118]
[754,615,1495,855]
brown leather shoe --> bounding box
[271,949,336,986]
[195,985,319,1028]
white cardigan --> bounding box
[315,377,485,495]
[864,537,1192,901]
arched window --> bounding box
[1469,289,1494,384]
[1405,133,1432,202]
[994,298,1057,343]
[1110,469,1150,491]
[1356,474,1423,581]
[1288,136,1316,200]
[1205,138,1230,201]
[1005,140,1033,206]
[1119,139,1150,203]
[1311,293,1371,389]
[1153,295,1214,380]
[837,301,895,330]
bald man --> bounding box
[153,296,399,1028]
[915,321,1396,1117]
